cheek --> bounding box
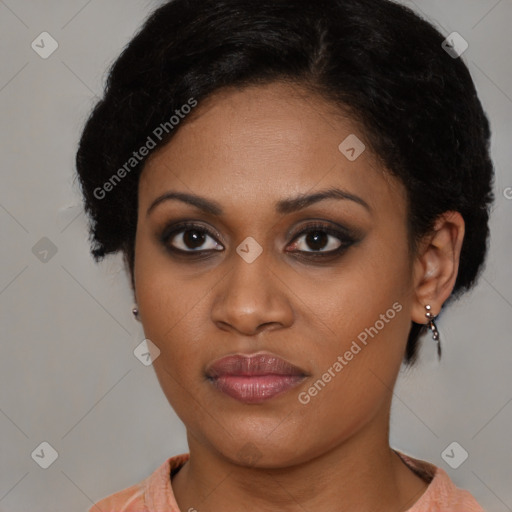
[134,235,186,363]
[292,301,409,455]
[135,268,206,364]
[133,232,218,401]
[134,264,208,424]
[292,228,411,353]
[293,233,412,413]
[134,226,200,333]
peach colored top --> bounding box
[90,452,485,512]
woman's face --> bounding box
[134,82,418,467]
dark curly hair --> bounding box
[75,0,494,363]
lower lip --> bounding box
[209,375,305,403]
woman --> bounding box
[76,0,494,510]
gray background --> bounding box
[0,1,511,510]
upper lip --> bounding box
[205,352,307,378]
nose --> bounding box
[210,250,294,336]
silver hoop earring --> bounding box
[132,306,139,320]
[425,304,441,357]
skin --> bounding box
[133,81,465,512]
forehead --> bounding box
[139,82,406,217]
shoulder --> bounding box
[89,482,145,512]
[89,484,147,512]
[88,453,190,512]
[397,452,486,512]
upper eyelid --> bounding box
[162,221,223,242]
[288,221,354,238]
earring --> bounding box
[425,304,441,357]
[132,306,139,320]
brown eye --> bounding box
[288,222,355,255]
[161,223,223,253]
[293,230,341,252]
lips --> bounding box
[205,353,307,404]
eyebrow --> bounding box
[146,187,371,217]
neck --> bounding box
[172,414,429,512]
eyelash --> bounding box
[159,221,357,260]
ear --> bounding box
[411,211,465,324]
